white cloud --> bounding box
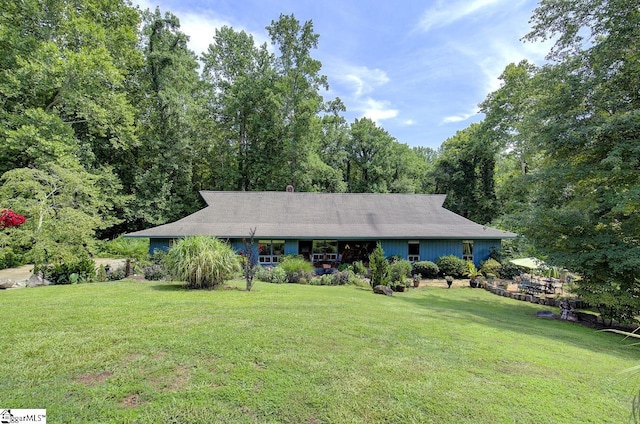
[357,98,398,122]
[131,0,269,58]
[179,13,233,57]
[334,65,390,97]
[419,0,507,32]
[324,60,399,123]
[402,119,416,126]
[441,109,478,124]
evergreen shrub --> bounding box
[255,266,287,284]
[351,261,367,276]
[498,262,522,280]
[412,261,439,278]
[390,260,412,284]
[44,259,96,284]
[436,255,468,278]
[480,258,501,276]
[369,243,390,287]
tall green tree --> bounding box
[431,124,499,224]
[346,118,395,193]
[312,99,349,192]
[0,0,141,174]
[266,14,330,190]
[412,146,439,194]
[201,26,280,191]
[0,160,125,271]
[480,61,542,234]
[0,0,140,262]
[386,143,430,193]
[518,0,640,321]
[125,8,202,230]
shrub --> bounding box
[480,258,501,276]
[307,269,366,286]
[369,243,390,286]
[436,255,467,278]
[387,254,403,264]
[412,261,439,279]
[43,259,96,284]
[164,236,240,289]
[279,256,315,283]
[498,262,522,280]
[351,260,367,276]
[0,248,22,270]
[150,249,167,265]
[255,266,272,282]
[96,265,107,282]
[309,275,329,285]
[576,281,640,326]
[390,260,412,284]
[255,266,287,284]
[143,264,168,281]
[337,263,351,272]
[106,266,127,281]
[332,269,353,285]
[347,275,370,288]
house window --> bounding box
[408,241,420,262]
[258,240,284,264]
[462,240,474,262]
[312,240,338,262]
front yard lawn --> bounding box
[0,280,637,423]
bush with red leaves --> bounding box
[0,209,26,229]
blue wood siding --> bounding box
[380,240,408,258]
[473,239,500,266]
[380,239,501,265]
[230,239,244,252]
[285,240,298,256]
[420,240,462,263]
[149,238,172,254]
[147,237,503,267]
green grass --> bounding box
[1,280,638,423]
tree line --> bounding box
[1,0,638,321]
[0,1,447,269]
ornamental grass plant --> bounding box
[164,236,240,289]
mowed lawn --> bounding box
[1,280,638,423]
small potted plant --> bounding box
[412,273,421,288]
[466,261,482,288]
[392,279,408,292]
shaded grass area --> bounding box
[1,280,638,423]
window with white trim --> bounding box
[258,240,284,264]
[462,240,474,262]
[312,240,338,262]
[408,241,420,262]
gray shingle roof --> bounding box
[126,191,517,239]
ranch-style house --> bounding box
[125,191,516,267]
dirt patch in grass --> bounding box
[167,365,190,391]
[75,371,112,386]
[120,393,144,408]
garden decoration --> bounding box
[445,276,453,288]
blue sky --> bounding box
[133,0,550,149]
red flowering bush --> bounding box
[0,209,26,229]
